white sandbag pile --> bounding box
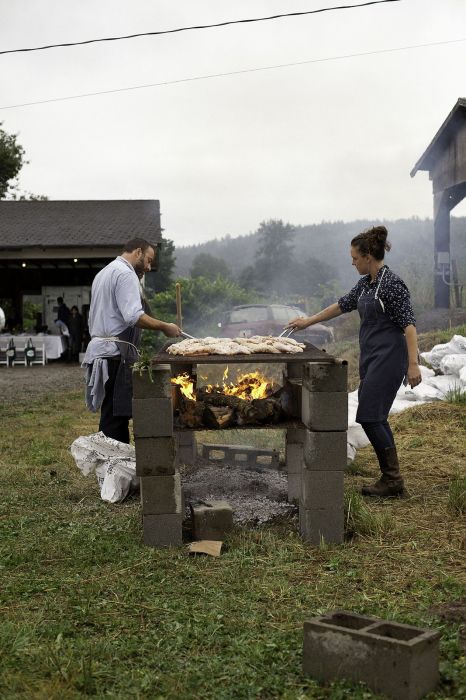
[71,431,138,503]
[347,334,466,462]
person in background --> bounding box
[56,296,71,327]
[286,225,422,498]
[68,305,83,362]
[82,237,181,444]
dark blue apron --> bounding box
[112,295,150,416]
[356,270,408,423]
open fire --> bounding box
[171,367,290,429]
[171,367,276,402]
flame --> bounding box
[171,372,195,400]
[171,366,275,402]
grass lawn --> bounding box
[0,365,465,698]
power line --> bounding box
[1,36,463,112]
[0,1,402,56]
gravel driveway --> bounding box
[0,363,85,406]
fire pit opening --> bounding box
[171,363,293,430]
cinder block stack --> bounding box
[299,361,347,544]
[285,424,305,503]
[133,365,182,547]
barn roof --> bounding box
[0,200,162,249]
[410,98,466,177]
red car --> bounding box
[218,304,334,346]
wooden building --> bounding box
[411,98,466,308]
[0,200,162,330]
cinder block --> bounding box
[176,432,196,465]
[191,500,233,541]
[286,362,305,379]
[140,473,182,514]
[299,505,344,544]
[285,443,304,474]
[302,388,348,432]
[301,470,344,510]
[287,472,301,503]
[303,430,347,471]
[303,361,348,392]
[132,398,173,437]
[132,365,171,399]
[303,610,440,700]
[143,513,183,547]
[286,426,306,444]
[135,437,177,476]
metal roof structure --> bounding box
[410,97,466,178]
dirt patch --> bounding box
[181,460,295,525]
[0,363,84,406]
[430,600,466,651]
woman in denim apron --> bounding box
[286,226,422,497]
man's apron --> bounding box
[356,270,408,423]
[112,295,151,417]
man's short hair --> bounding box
[122,238,155,254]
[57,296,63,304]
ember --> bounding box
[171,367,276,402]
[171,367,289,429]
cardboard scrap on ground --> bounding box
[188,540,223,557]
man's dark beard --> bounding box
[134,256,145,279]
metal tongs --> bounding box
[278,328,295,338]
[180,330,197,340]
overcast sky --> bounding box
[1,0,466,246]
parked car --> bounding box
[218,304,334,345]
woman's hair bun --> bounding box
[351,225,391,260]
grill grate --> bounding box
[153,341,335,365]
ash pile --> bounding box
[181,460,295,526]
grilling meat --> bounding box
[167,335,305,356]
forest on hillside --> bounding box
[173,217,466,310]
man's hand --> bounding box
[407,362,422,389]
[285,316,310,331]
[163,322,181,337]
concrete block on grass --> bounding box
[191,500,233,541]
[299,505,344,545]
[303,361,348,392]
[285,443,304,474]
[303,430,347,471]
[143,513,183,547]
[135,437,176,476]
[302,389,348,432]
[132,398,173,437]
[140,473,182,514]
[287,472,301,503]
[132,365,172,399]
[301,470,344,510]
[303,610,440,700]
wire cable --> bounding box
[1,36,463,112]
[0,1,402,56]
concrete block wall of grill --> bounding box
[132,358,348,548]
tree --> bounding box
[0,122,47,200]
[0,123,26,199]
[190,253,232,281]
[253,219,296,294]
[145,239,176,294]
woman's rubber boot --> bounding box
[361,446,404,497]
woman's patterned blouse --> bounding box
[338,265,416,329]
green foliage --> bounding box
[22,300,41,331]
[344,487,394,538]
[141,276,260,352]
[0,123,26,199]
[444,384,466,406]
[190,252,232,280]
[448,474,466,516]
[145,238,176,294]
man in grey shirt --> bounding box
[83,237,180,443]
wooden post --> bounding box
[175,282,182,329]
[433,191,451,309]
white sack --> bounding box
[71,431,138,503]
[421,334,466,369]
[439,353,466,378]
